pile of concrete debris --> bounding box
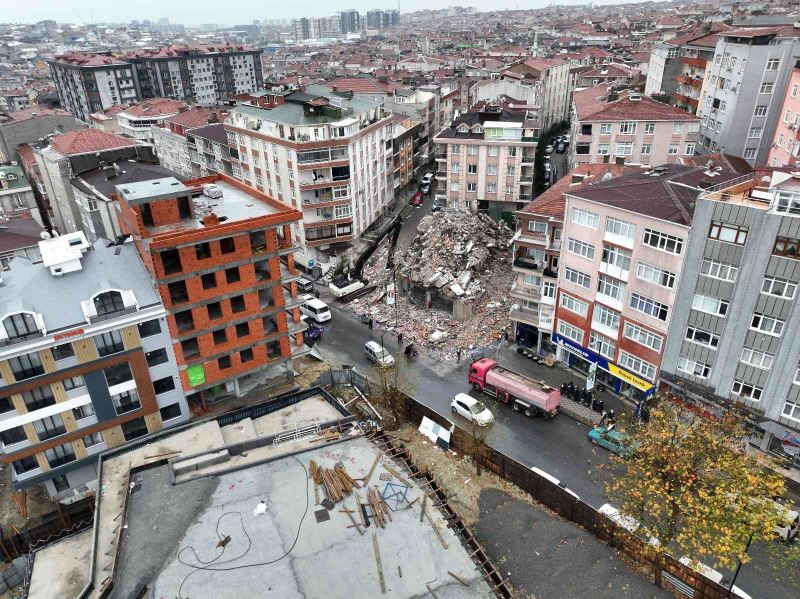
[350,209,515,359]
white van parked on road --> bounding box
[300,296,331,323]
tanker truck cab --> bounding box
[468,358,561,418]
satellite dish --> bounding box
[40,231,52,240]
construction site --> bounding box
[22,388,510,599]
[352,210,515,360]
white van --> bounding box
[297,278,314,294]
[300,297,331,323]
[364,340,394,368]
[678,558,751,599]
[773,499,799,541]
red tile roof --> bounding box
[0,215,45,253]
[520,164,638,219]
[49,129,138,156]
[53,51,128,67]
[574,84,699,122]
[322,77,388,95]
[0,106,73,123]
[165,107,221,129]
[125,44,254,58]
[121,98,186,118]
[15,144,35,169]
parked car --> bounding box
[364,340,395,368]
[771,497,799,541]
[420,184,431,195]
[598,503,660,546]
[678,558,752,599]
[410,192,424,206]
[297,278,314,294]
[543,161,552,172]
[451,393,494,426]
[588,425,632,455]
[555,142,567,153]
[302,316,324,345]
[544,144,554,155]
[421,172,434,186]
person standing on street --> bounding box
[456,348,462,363]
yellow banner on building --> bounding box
[608,364,654,392]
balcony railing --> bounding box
[0,330,44,348]
[513,257,540,271]
[511,282,541,300]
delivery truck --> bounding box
[468,358,561,418]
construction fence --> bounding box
[323,369,737,599]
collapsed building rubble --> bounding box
[351,209,515,359]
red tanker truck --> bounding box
[467,358,561,418]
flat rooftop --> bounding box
[26,529,92,599]
[121,436,491,599]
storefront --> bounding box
[552,332,655,399]
[515,322,539,349]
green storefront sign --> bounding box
[187,364,206,387]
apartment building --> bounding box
[0,216,43,270]
[698,25,800,165]
[0,89,32,112]
[385,87,442,165]
[660,169,800,474]
[366,9,399,29]
[0,107,84,164]
[50,46,263,122]
[0,232,188,497]
[48,53,139,122]
[151,107,223,178]
[570,86,700,169]
[502,58,573,129]
[115,98,187,143]
[224,85,395,273]
[433,105,538,221]
[189,123,234,178]
[33,129,155,235]
[552,163,747,401]
[114,173,306,410]
[0,165,40,226]
[766,65,800,168]
[389,115,423,192]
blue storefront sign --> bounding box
[552,332,655,397]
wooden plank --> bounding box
[343,497,364,536]
[372,532,386,594]
[383,463,411,487]
[424,508,449,549]
[364,452,382,485]
[448,571,470,587]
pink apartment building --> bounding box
[767,65,800,168]
[569,85,700,170]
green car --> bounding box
[588,426,632,456]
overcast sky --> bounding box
[5,1,611,27]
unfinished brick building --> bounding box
[115,172,306,411]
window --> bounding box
[615,142,633,156]
[750,313,785,336]
[52,343,75,361]
[557,320,584,344]
[605,216,635,239]
[83,432,103,448]
[773,236,800,258]
[240,347,254,362]
[104,362,132,387]
[145,348,169,367]
[700,259,738,282]
[740,348,773,370]
[93,291,125,317]
[564,267,591,288]
[160,403,182,421]
[692,294,728,317]
[467,145,477,156]
[732,379,762,401]
[1,426,26,446]
[506,165,515,176]
[623,322,663,352]
[62,375,85,391]
[12,456,38,475]
[34,414,66,441]
[94,330,124,356]
[567,238,595,261]
[9,353,45,380]
[748,127,762,139]
[618,351,656,381]
[236,322,250,338]
[761,276,797,299]
[45,444,75,467]
[486,164,496,175]
[218,355,232,369]
[487,182,497,193]
[560,293,588,317]
[138,319,161,338]
[631,293,669,321]
[597,143,610,155]
[225,267,241,284]
[589,332,615,359]
[72,402,95,420]
[644,122,655,134]
[572,207,599,229]
[642,228,683,254]
[635,261,675,288]
[195,242,211,259]
[672,123,683,135]
[678,357,711,379]
[668,144,678,155]
[601,245,631,271]
[22,386,55,411]
[744,148,756,160]
[219,237,236,254]
[201,273,217,290]
[593,304,621,331]
[207,302,223,320]
[754,105,767,117]
[467,164,477,174]
[599,123,612,135]
[112,390,140,415]
[641,144,652,155]
[766,58,780,71]
[760,82,773,94]
[122,417,148,441]
[528,220,547,234]
[213,329,227,344]
[686,326,719,348]
[230,296,246,313]
[543,281,556,299]
[708,222,747,245]
[467,182,477,192]
[597,274,626,301]
[619,122,636,135]
[153,377,176,395]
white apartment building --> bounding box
[224,85,395,275]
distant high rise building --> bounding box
[340,10,361,34]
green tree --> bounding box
[605,402,787,588]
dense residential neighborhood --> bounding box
[1,2,800,599]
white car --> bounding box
[772,498,799,541]
[598,503,660,547]
[364,340,395,368]
[203,183,223,198]
[451,393,494,426]
[421,173,434,186]
[544,144,554,155]
[678,558,751,599]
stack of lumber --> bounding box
[310,460,360,504]
[367,486,392,528]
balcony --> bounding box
[513,229,547,246]
[676,75,703,89]
[511,282,541,301]
[435,150,447,161]
[513,257,541,272]
[509,305,554,329]
[0,330,44,348]
[521,152,536,164]
[681,56,706,69]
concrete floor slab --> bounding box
[26,529,92,599]
[220,417,257,445]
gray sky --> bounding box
[5,1,605,27]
